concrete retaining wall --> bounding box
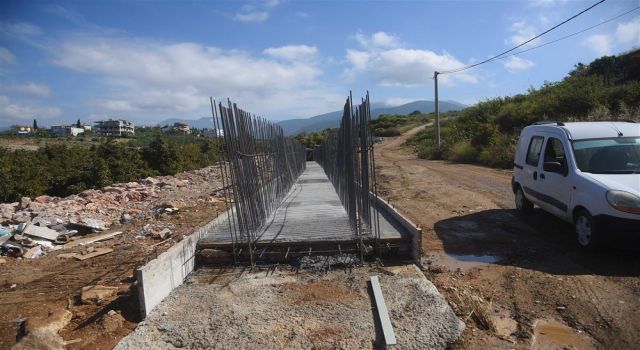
[135,210,231,318]
[373,195,422,264]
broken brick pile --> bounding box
[0,165,224,259]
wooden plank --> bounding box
[73,248,113,260]
[65,231,122,248]
[370,275,397,346]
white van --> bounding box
[512,121,640,249]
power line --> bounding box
[439,0,607,75]
[493,5,640,62]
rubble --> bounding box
[0,166,223,260]
[81,285,119,305]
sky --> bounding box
[0,0,639,127]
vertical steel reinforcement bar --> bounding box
[210,98,306,264]
[314,92,381,259]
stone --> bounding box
[120,213,133,224]
[23,246,43,259]
[79,218,108,231]
[11,213,31,224]
[99,311,124,333]
[18,197,31,210]
[157,228,171,240]
[0,258,6,264]
[34,195,52,204]
[81,285,118,305]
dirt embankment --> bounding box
[375,126,640,350]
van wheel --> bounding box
[515,186,533,214]
[574,210,601,250]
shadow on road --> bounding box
[433,208,640,277]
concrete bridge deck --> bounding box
[199,162,406,248]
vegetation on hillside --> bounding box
[0,133,219,202]
[371,110,432,137]
[294,129,333,148]
[406,49,640,168]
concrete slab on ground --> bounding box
[115,264,464,350]
[200,162,406,245]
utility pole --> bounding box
[434,71,440,146]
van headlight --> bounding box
[606,190,640,214]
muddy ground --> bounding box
[375,126,640,350]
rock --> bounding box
[157,228,171,239]
[0,258,6,264]
[34,195,52,204]
[125,182,140,189]
[556,305,567,311]
[79,218,108,231]
[81,285,118,305]
[98,311,124,333]
[11,213,31,224]
[142,177,159,185]
[23,246,43,259]
[102,187,123,194]
[0,203,16,220]
[19,197,31,210]
[120,213,133,224]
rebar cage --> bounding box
[210,99,306,264]
[314,92,381,256]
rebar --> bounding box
[314,92,381,259]
[210,99,306,265]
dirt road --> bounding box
[375,126,640,350]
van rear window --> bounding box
[526,136,544,166]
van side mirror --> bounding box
[543,161,565,175]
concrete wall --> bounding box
[373,195,423,264]
[135,209,230,318]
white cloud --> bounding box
[508,20,538,46]
[234,11,269,23]
[264,0,280,8]
[0,21,42,37]
[294,11,310,19]
[385,97,417,106]
[50,35,341,119]
[616,16,640,44]
[355,31,401,49]
[263,45,317,61]
[503,56,535,72]
[582,34,612,56]
[0,47,16,64]
[346,46,477,87]
[528,0,568,7]
[2,82,51,96]
[0,95,61,121]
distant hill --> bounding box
[278,100,466,136]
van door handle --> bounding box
[540,173,545,180]
[533,171,538,180]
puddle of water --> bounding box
[532,319,597,350]
[424,251,502,271]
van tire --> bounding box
[515,186,533,214]
[574,209,601,250]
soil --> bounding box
[0,172,225,350]
[374,126,640,350]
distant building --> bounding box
[161,122,192,135]
[81,124,92,131]
[12,125,32,135]
[94,119,135,136]
[202,128,224,138]
[49,125,85,137]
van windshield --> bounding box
[572,137,640,174]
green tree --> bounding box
[33,119,38,130]
[76,119,81,128]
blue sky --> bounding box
[0,0,639,127]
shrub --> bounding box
[449,141,479,163]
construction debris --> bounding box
[81,285,119,305]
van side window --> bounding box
[544,138,567,168]
[526,136,544,166]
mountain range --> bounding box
[158,100,466,135]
